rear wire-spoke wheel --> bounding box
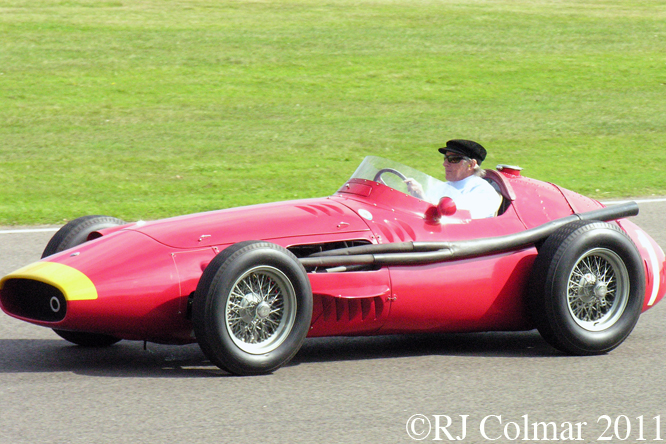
[567,248,629,332]
[529,221,645,355]
[193,241,312,376]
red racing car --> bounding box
[1,156,664,375]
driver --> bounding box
[404,139,502,219]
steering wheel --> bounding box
[373,168,407,185]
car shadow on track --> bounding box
[0,339,219,377]
[0,329,562,378]
[292,330,560,365]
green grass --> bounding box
[2,0,665,225]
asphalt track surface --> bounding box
[1,200,665,444]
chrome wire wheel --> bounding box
[529,221,644,355]
[225,265,297,354]
[567,248,630,332]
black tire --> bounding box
[43,215,125,347]
[528,221,645,355]
[53,329,122,347]
[42,215,126,258]
[192,241,313,375]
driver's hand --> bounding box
[404,178,425,199]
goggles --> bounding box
[444,154,469,164]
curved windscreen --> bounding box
[348,156,449,204]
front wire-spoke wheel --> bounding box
[193,241,312,376]
[226,266,296,354]
[567,248,629,332]
[43,215,126,347]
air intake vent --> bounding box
[321,295,384,322]
[1,279,67,322]
[309,294,388,336]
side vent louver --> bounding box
[320,295,384,322]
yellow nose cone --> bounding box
[0,261,97,301]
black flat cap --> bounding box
[438,139,487,164]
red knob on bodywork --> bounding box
[437,197,457,216]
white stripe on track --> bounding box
[0,228,59,235]
[602,197,666,205]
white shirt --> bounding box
[426,175,502,219]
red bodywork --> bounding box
[2,163,665,345]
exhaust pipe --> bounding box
[300,202,639,268]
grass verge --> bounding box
[1,0,665,224]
